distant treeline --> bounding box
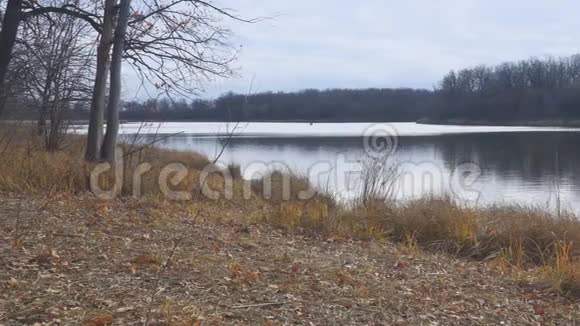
[7,54,580,125]
[120,88,434,122]
[430,54,580,124]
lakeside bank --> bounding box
[0,126,579,323]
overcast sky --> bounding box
[127,0,580,99]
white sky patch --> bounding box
[123,0,580,99]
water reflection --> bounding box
[131,132,580,211]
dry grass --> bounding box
[1,194,579,325]
[322,197,580,294]
[254,188,580,295]
[0,128,88,193]
[0,128,250,202]
[250,170,333,204]
[1,127,580,296]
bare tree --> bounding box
[0,0,24,116]
[101,0,131,161]
[0,0,253,159]
[84,0,114,161]
[124,0,252,96]
[93,0,254,162]
[0,0,99,117]
[17,9,94,150]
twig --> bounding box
[12,197,23,246]
[230,302,287,309]
[123,131,185,158]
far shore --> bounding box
[75,118,580,128]
[5,118,580,129]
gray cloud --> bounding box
[126,0,580,99]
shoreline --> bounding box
[7,118,580,129]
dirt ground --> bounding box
[0,193,579,325]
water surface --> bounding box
[79,122,580,211]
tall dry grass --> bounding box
[310,196,579,293]
[0,127,251,202]
[0,127,88,193]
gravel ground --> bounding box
[0,193,579,325]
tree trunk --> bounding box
[0,0,22,117]
[84,0,115,161]
[38,100,49,135]
[37,73,53,136]
[101,0,131,162]
[46,102,59,151]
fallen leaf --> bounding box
[84,314,113,326]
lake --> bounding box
[78,122,580,211]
